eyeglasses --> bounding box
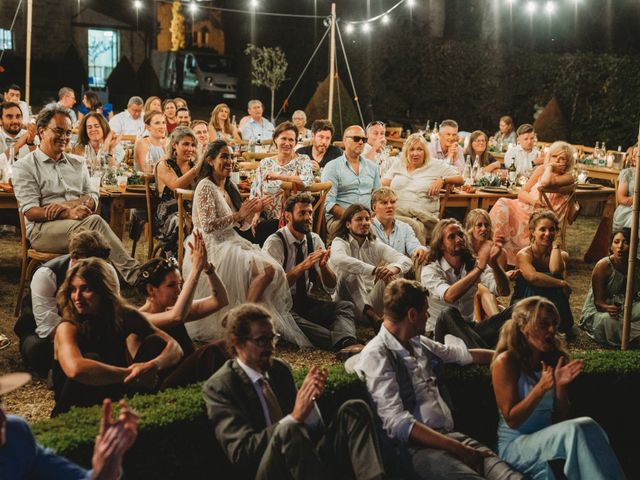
[346,135,368,143]
[140,257,179,280]
[366,121,386,131]
[47,127,73,138]
[246,333,281,348]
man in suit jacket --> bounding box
[202,303,387,480]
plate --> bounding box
[480,186,510,193]
[126,185,146,193]
[577,183,603,190]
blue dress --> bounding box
[497,371,624,479]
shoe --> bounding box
[0,333,10,350]
[335,343,365,362]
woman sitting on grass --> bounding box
[580,228,640,347]
[52,258,182,416]
[137,231,230,388]
[491,296,624,480]
[511,210,573,337]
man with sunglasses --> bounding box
[202,303,388,480]
[12,106,141,286]
[321,125,381,239]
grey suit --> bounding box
[202,358,386,480]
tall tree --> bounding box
[244,44,288,122]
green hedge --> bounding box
[33,352,640,479]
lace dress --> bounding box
[183,177,311,346]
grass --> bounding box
[0,213,613,422]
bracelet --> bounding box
[204,262,215,275]
[476,263,486,272]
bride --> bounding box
[182,140,311,347]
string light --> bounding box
[133,0,142,9]
[526,1,537,14]
[544,1,556,14]
[345,23,354,34]
[381,14,389,25]
[341,0,414,34]
[189,2,197,13]
[407,0,416,7]
[361,22,371,33]
[249,0,259,9]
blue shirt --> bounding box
[321,154,381,220]
[240,117,275,142]
[371,217,426,257]
[0,416,91,480]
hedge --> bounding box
[32,351,640,479]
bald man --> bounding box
[321,125,381,238]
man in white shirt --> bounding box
[202,303,387,480]
[240,99,274,142]
[421,219,511,348]
[353,279,523,480]
[428,119,465,174]
[329,203,412,330]
[109,96,144,136]
[502,123,544,174]
[15,230,117,377]
[56,87,77,124]
[0,102,36,162]
[263,193,361,359]
[2,84,30,126]
[363,120,392,176]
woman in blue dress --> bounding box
[491,296,624,479]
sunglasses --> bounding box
[346,135,368,143]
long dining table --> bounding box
[0,184,616,262]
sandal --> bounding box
[0,333,10,350]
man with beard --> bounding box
[11,106,140,286]
[329,203,412,331]
[175,107,191,128]
[321,125,381,238]
[295,119,343,172]
[262,192,362,360]
[0,102,36,161]
[202,303,388,480]
[421,218,511,348]
[2,84,30,126]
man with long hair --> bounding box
[421,218,511,348]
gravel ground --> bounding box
[0,215,612,422]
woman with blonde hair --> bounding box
[208,103,240,142]
[464,208,508,319]
[382,133,463,243]
[490,141,576,265]
[491,296,624,479]
[143,96,162,117]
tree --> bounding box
[244,44,288,122]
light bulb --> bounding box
[133,0,142,9]
[544,1,555,14]
[345,23,354,34]
[526,1,536,14]
[381,14,389,24]
[362,22,371,33]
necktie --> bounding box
[259,377,283,425]
[294,241,307,303]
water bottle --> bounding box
[463,155,472,185]
[472,155,482,183]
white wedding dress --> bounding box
[183,178,311,347]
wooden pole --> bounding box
[25,0,33,105]
[327,3,336,123]
[621,122,640,350]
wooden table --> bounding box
[584,165,619,184]
[0,189,147,241]
[442,186,615,262]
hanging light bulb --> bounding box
[407,0,416,7]
[250,0,259,9]
[345,23,354,34]
[544,1,555,14]
[133,0,142,9]
[189,2,197,13]
[381,14,390,24]
[526,1,536,14]
[362,22,371,33]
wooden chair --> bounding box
[130,173,159,260]
[538,183,577,249]
[15,209,61,316]
[279,181,333,236]
[439,184,454,218]
[120,134,138,144]
[242,151,273,162]
[176,188,194,268]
